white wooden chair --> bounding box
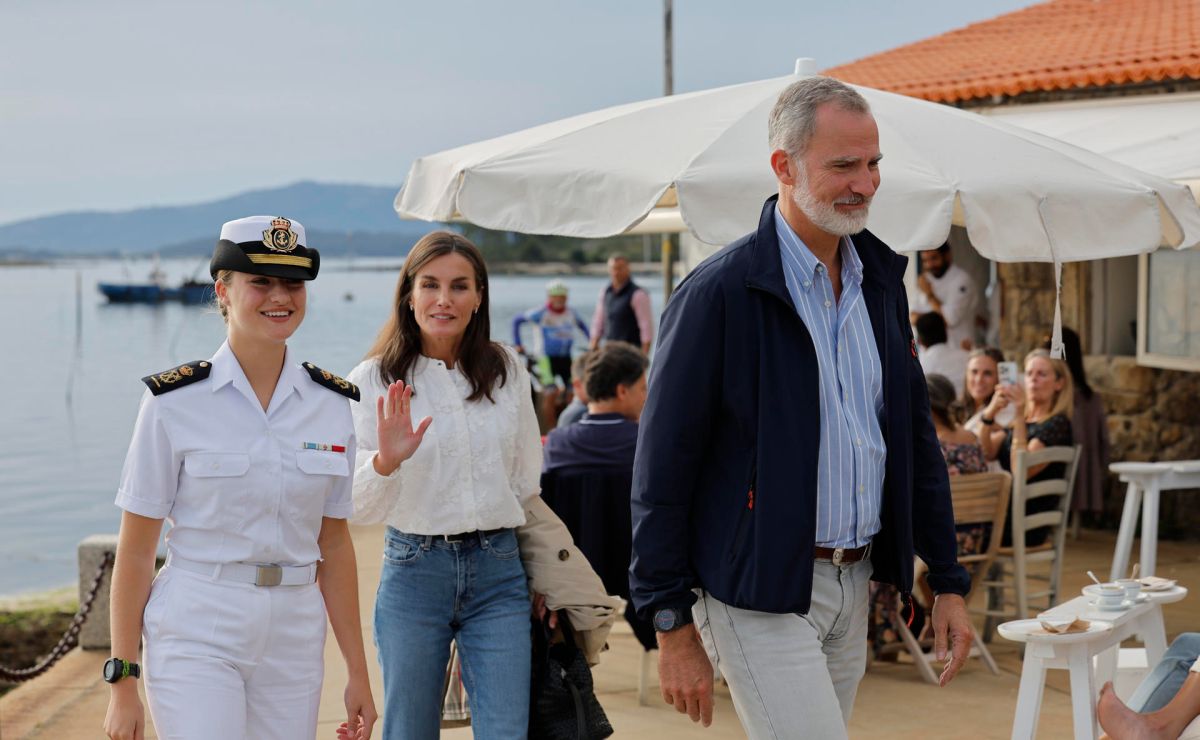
[890,471,1012,684]
[980,445,1082,632]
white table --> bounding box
[1109,461,1200,581]
[999,586,1187,740]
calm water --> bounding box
[0,257,663,597]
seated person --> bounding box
[555,350,595,429]
[541,341,652,649]
[926,373,987,476]
[978,349,1074,547]
[1099,633,1200,739]
[871,374,985,659]
[917,313,969,396]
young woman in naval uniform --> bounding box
[103,216,377,740]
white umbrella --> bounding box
[396,61,1200,263]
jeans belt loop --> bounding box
[421,535,433,551]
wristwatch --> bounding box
[652,606,694,633]
[103,657,140,684]
[980,415,995,426]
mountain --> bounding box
[0,181,438,256]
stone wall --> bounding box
[1088,357,1200,537]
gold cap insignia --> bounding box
[262,216,299,253]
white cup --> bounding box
[1096,584,1125,608]
[1116,578,1142,602]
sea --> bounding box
[0,256,664,598]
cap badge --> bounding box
[262,216,299,253]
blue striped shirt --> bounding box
[775,207,887,548]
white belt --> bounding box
[166,554,318,587]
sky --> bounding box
[0,0,1036,225]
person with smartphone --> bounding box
[978,349,1075,546]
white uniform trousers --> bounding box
[694,558,872,740]
[141,565,327,740]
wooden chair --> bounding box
[980,445,1082,633]
[889,471,1012,684]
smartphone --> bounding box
[998,361,1019,387]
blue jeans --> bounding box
[374,527,531,740]
[1130,633,1200,713]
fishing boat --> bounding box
[97,256,214,305]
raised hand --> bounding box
[373,380,433,476]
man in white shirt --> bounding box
[909,244,979,350]
[916,312,969,396]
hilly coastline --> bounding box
[0,181,433,258]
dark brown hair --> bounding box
[365,231,508,403]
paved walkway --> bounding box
[3,526,1198,738]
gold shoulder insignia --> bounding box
[141,360,211,396]
[302,362,360,402]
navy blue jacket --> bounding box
[629,196,970,617]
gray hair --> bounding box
[768,76,871,157]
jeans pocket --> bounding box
[383,536,423,566]
[483,529,520,560]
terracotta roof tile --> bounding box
[823,0,1200,103]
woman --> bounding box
[1043,328,1110,519]
[927,373,988,476]
[346,231,543,739]
[960,347,1007,440]
[979,348,1075,546]
[104,216,376,740]
[872,374,986,658]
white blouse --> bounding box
[346,347,543,535]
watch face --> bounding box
[653,609,679,632]
[103,659,119,682]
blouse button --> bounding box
[557,549,570,561]
[210,462,219,471]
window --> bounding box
[1138,249,1200,371]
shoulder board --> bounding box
[141,361,211,396]
[302,362,361,402]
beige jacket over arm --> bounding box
[518,496,621,666]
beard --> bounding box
[791,167,872,236]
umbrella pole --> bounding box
[661,232,676,301]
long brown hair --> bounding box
[366,231,508,403]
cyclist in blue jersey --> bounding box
[512,280,590,386]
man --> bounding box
[630,76,972,738]
[513,279,590,386]
[909,243,979,350]
[555,350,594,428]
[916,311,969,396]
[543,341,655,649]
[590,255,653,354]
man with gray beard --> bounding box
[630,76,973,738]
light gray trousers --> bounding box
[694,558,872,740]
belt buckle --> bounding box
[831,547,845,566]
[444,531,471,543]
[255,565,283,587]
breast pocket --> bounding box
[182,452,251,529]
[291,449,350,523]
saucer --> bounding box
[1089,599,1133,611]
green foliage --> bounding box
[456,224,659,265]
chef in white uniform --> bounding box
[103,216,377,740]
[909,243,980,350]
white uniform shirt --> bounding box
[347,348,542,535]
[910,263,979,349]
[116,341,356,567]
[919,343,970,396]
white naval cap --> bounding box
[210,215,320,280]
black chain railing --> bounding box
[0,550,113,683]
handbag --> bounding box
[529,614,613,740]
[441,639,471,728]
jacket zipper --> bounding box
[729,459,757,560]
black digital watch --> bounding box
[103,657,140,684]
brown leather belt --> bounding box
[814,544,871,565]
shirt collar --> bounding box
[209,339,305,401]
[773,204,865,291]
